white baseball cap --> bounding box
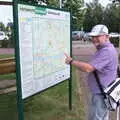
[89,24,109,36]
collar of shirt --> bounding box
[98,40,112,50]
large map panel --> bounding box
[18,4,70,99]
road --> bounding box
[0,48,14,54]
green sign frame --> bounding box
[13,1,72,120]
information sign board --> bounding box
[17,4,71,99]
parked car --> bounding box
[109,32,120,38]
[0,31,9,40]
[83,32,92,41]
[72,31,84,40]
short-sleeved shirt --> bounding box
[87,41,118,94]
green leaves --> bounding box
[63,0,84,30]
[83,1,104,32]
[18,0,120,32]
[0,22,5,31]
[104,4,120,32]
[19,0,85,30]
[83,0,120,33]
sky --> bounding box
[0,5,13,26]
[0,0,112,26]
[0,0,12,1]
[0,0,12,26]
[84,0,112,7]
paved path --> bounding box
[0,48,14,54]
[0,80,16,89]
[0,80,16,94]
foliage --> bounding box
[83,0,120,32]
[6,22,15,48]
[112,0,120,3]
[19,0,47,4]
[0,21,14,48]
[83,0,104,31]
[47,0,60,7]
[0,40,9,48]
[47,0,85,30]
[19,0,85,30]
[103,3,120,32]
[63,0,85,30]
[0,22,5,31]
[1,0,119,38]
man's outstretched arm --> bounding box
[64,53,95,73]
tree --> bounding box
[20,0,47,4]
[112,0,120,3]
[104,3,120,32]
[63,0,85,30]
[47,0,85,30]
[0,22,5,31]
[83,0,104,32]
[46,0,59,7]
[19,0,85,30]
[6,22,15,47]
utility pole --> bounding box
[117,107,119,120]
[59,0,62,8]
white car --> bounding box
[109,32,120,38]
[72,31,84,40]
[0,31,9,40]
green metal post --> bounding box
[69,13,72,110]
[13,0,24,120]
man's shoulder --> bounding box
[96,46,116,59]
[102,44,116,53]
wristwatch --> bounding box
[69,60,73,65]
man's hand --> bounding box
[64,53,72,64]
[64,53,95,72]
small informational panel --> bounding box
[17,4,71,99]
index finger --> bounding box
[64,53,69,58]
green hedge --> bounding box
[110,37,119,47]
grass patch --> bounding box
[0,67,84,120]
[0,54,14,59]
[0,92,18,120]
[24,66,84,120]
[0,73,16,80]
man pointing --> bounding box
[65,24,118,120]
